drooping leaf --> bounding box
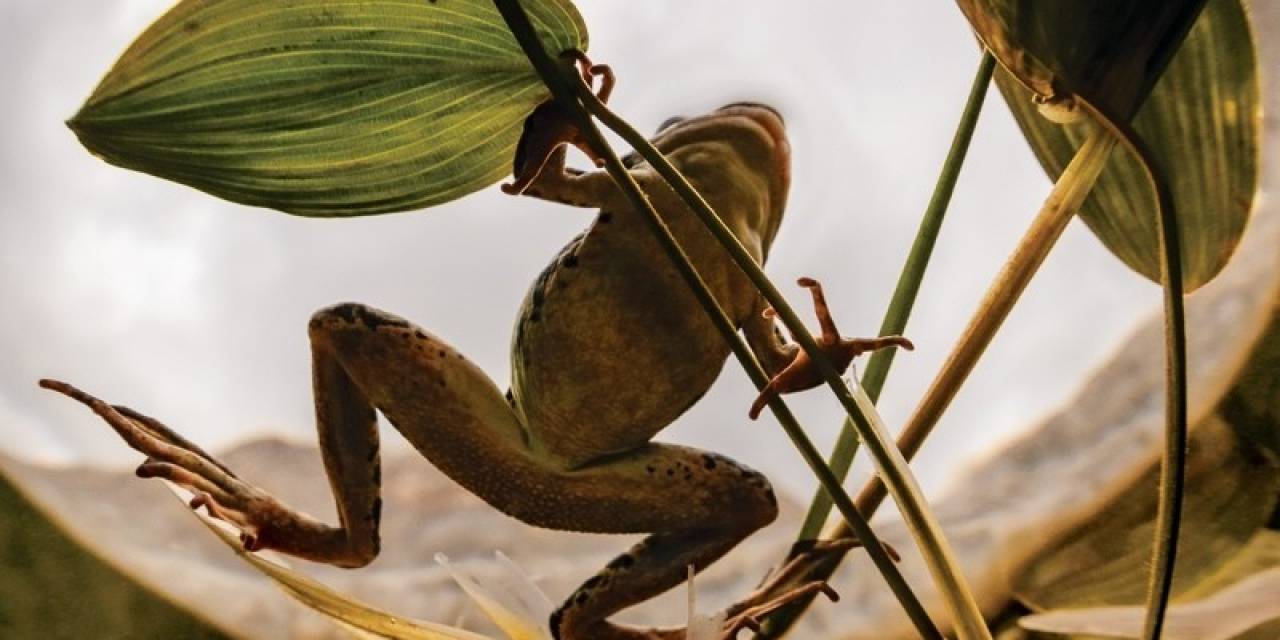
[1012,416,1280,611]
[70,0,588,216]
[436,552,554,640]
[1018,564,1280,640]
[962,0,1258,290]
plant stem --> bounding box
[489,1,939,636]
[578,68,991,640]
[798,49,996,543]
[842,127,1115,522]
[1142,152,1187,640]
[1081,115,1187,640]
[758,125,1115,638]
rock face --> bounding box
[2,438,814,639]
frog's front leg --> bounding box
[743,295,800,376]
[516,146,617,208]
[748,278,914,420]
[502,53,614,197]
[41,377,361,562]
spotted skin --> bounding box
[44,104,820,640]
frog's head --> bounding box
[625,102,791,249]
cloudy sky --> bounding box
[0,0,1163,504]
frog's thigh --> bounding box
[550,444,777,533]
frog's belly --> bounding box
[510,248,743,468]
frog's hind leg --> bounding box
[310,304,787,640]
[45,302,792,639]
[43,302,549,568]
[545,444,779,640]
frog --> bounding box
[42,102,911,639]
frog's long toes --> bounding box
[796,276,819,288]
[188,491,260,545]
[136,459,239,505]
[40,378,172,459]
[722,581,837,639]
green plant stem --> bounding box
[1080,112,1186,640]
[576,69,990,640]
[762,126,1115,638]
[834,127,1115,524]
[489,2,939,637]
[798,49,996,542]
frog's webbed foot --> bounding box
[501,51,614,196]
[748,277,914,420]
[38,379,344,560]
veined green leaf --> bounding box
[1019,561,1280,640]
[1012,416,1280,611]
[1183,530,1280,601]
[964,0,1258,290]
[70,0,588,216]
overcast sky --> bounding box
[0,1,1162,503]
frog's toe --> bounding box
[136,459,238,505]
[186,491,258,543]
[41,380,226,476]
[720,581,838,639]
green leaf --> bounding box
[0,462,230,639]
[70,0,588,216]
[1012,416,1280,611]
[966,0,1258,290]
[1019,559,1280,640]
[1183,530,1280,601]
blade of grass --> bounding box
[571,47,992,640]
[489,1,939,636]
[758,49,996,639]
[800,49,997,543]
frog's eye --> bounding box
[656,115,687,135]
